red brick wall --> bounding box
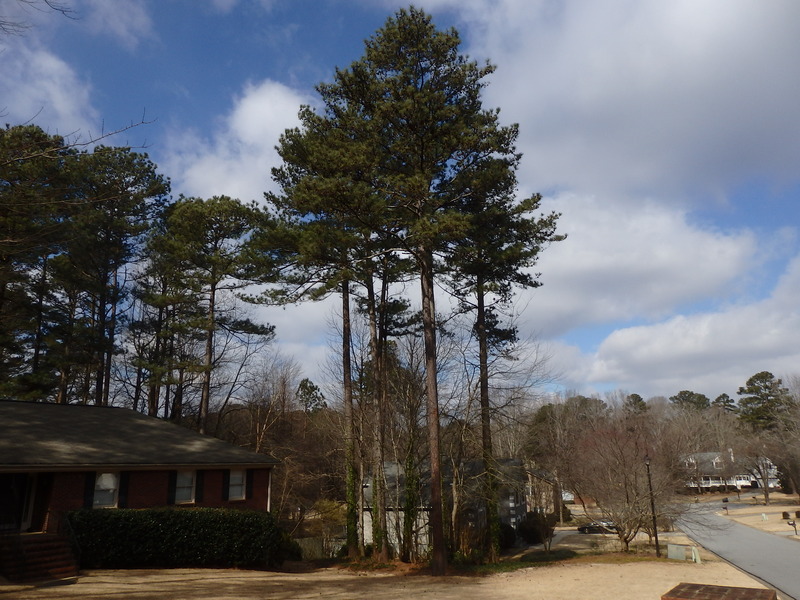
[190,468,271,511]
[46,471,90,532]
[44,467,272,532]
[125,470,171,507]
[249,469,270,511]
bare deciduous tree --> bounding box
[1,0,71,36]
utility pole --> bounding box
[644,455,661,558]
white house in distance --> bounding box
[684,451,779,492]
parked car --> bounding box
[578,520,617,534]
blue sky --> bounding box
[3,0,800,401]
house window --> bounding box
[229,469,246,501]
[713,458,723,469]
[94,472,119,508]
[175,471,196,504]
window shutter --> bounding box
[222,470,230,501]
[195,470,204,503]
[83,472,96,508]
[118,472,130,508]
[246,469,254,500]
[167,471,177,505]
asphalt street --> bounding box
[679,506,800,600]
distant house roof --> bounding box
[0,401,279,472]
[684,451,730,472]
[363,458,526,507]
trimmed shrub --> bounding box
[559,504,573,523]
[516,511,556,545]
[499,522,516,550]
[67,508,290,569]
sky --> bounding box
[2,0,800,402]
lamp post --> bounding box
[644,455,661,557]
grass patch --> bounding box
[327,543,662,577]
[456,549,580,576]
[567,551,661,565]
[461,547,662,576]
[342,558,398,572]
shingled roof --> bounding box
[0,401,278,472]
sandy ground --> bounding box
[3,492,797,600]
[720,491,800,539]
[0,561,769,600]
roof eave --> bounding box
[0,462,278,473]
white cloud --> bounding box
[572,254,800,398]
[252,296,341,388]
[0,41,98,140]
[418,0,800,199]
[420,0,800,399]
[79,0,154,50]
[164,79,310,202]
[519,193,758,338]
[209,0,239,13]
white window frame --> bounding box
[228,469,246,501]
[93,472,120,508]
[175,470,196,504]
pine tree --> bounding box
[737,371,794,430]
[62,146,169,405]
[160,196,272,432]
[446,157,560,561]
[669,390,711,411]
[318,8,506,572]
[269,8,548,571]
[0,125,77,398]
[712,393,737,412]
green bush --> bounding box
[499,522,516,549]
[559,504,573,523]
[451,548,484,565]
[67,508,291,569]
[516,511,556,545]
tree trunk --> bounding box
[57,291,78,404]
[171,367,185,423]
[102,270,119,406]
[133,363,143,413]
[366,268,389,561]
[341,281,360,558]
[199,283,216,434]
[419,246,446,575]
[476,279,500,562]
[93,269,109,406]
[147,300,166,417]
[30,255,47,378]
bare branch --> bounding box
[1,117,155,168]
[0,0,74,36]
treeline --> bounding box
[526,370,800,551]
[0,125,276,429]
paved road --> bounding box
[679,507,800,600]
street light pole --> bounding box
[644,455,661,558]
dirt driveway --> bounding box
[2,534,770,600]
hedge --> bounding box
[516,511,556,545]
[67,507,297,569]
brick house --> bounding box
[0,400,279,582]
